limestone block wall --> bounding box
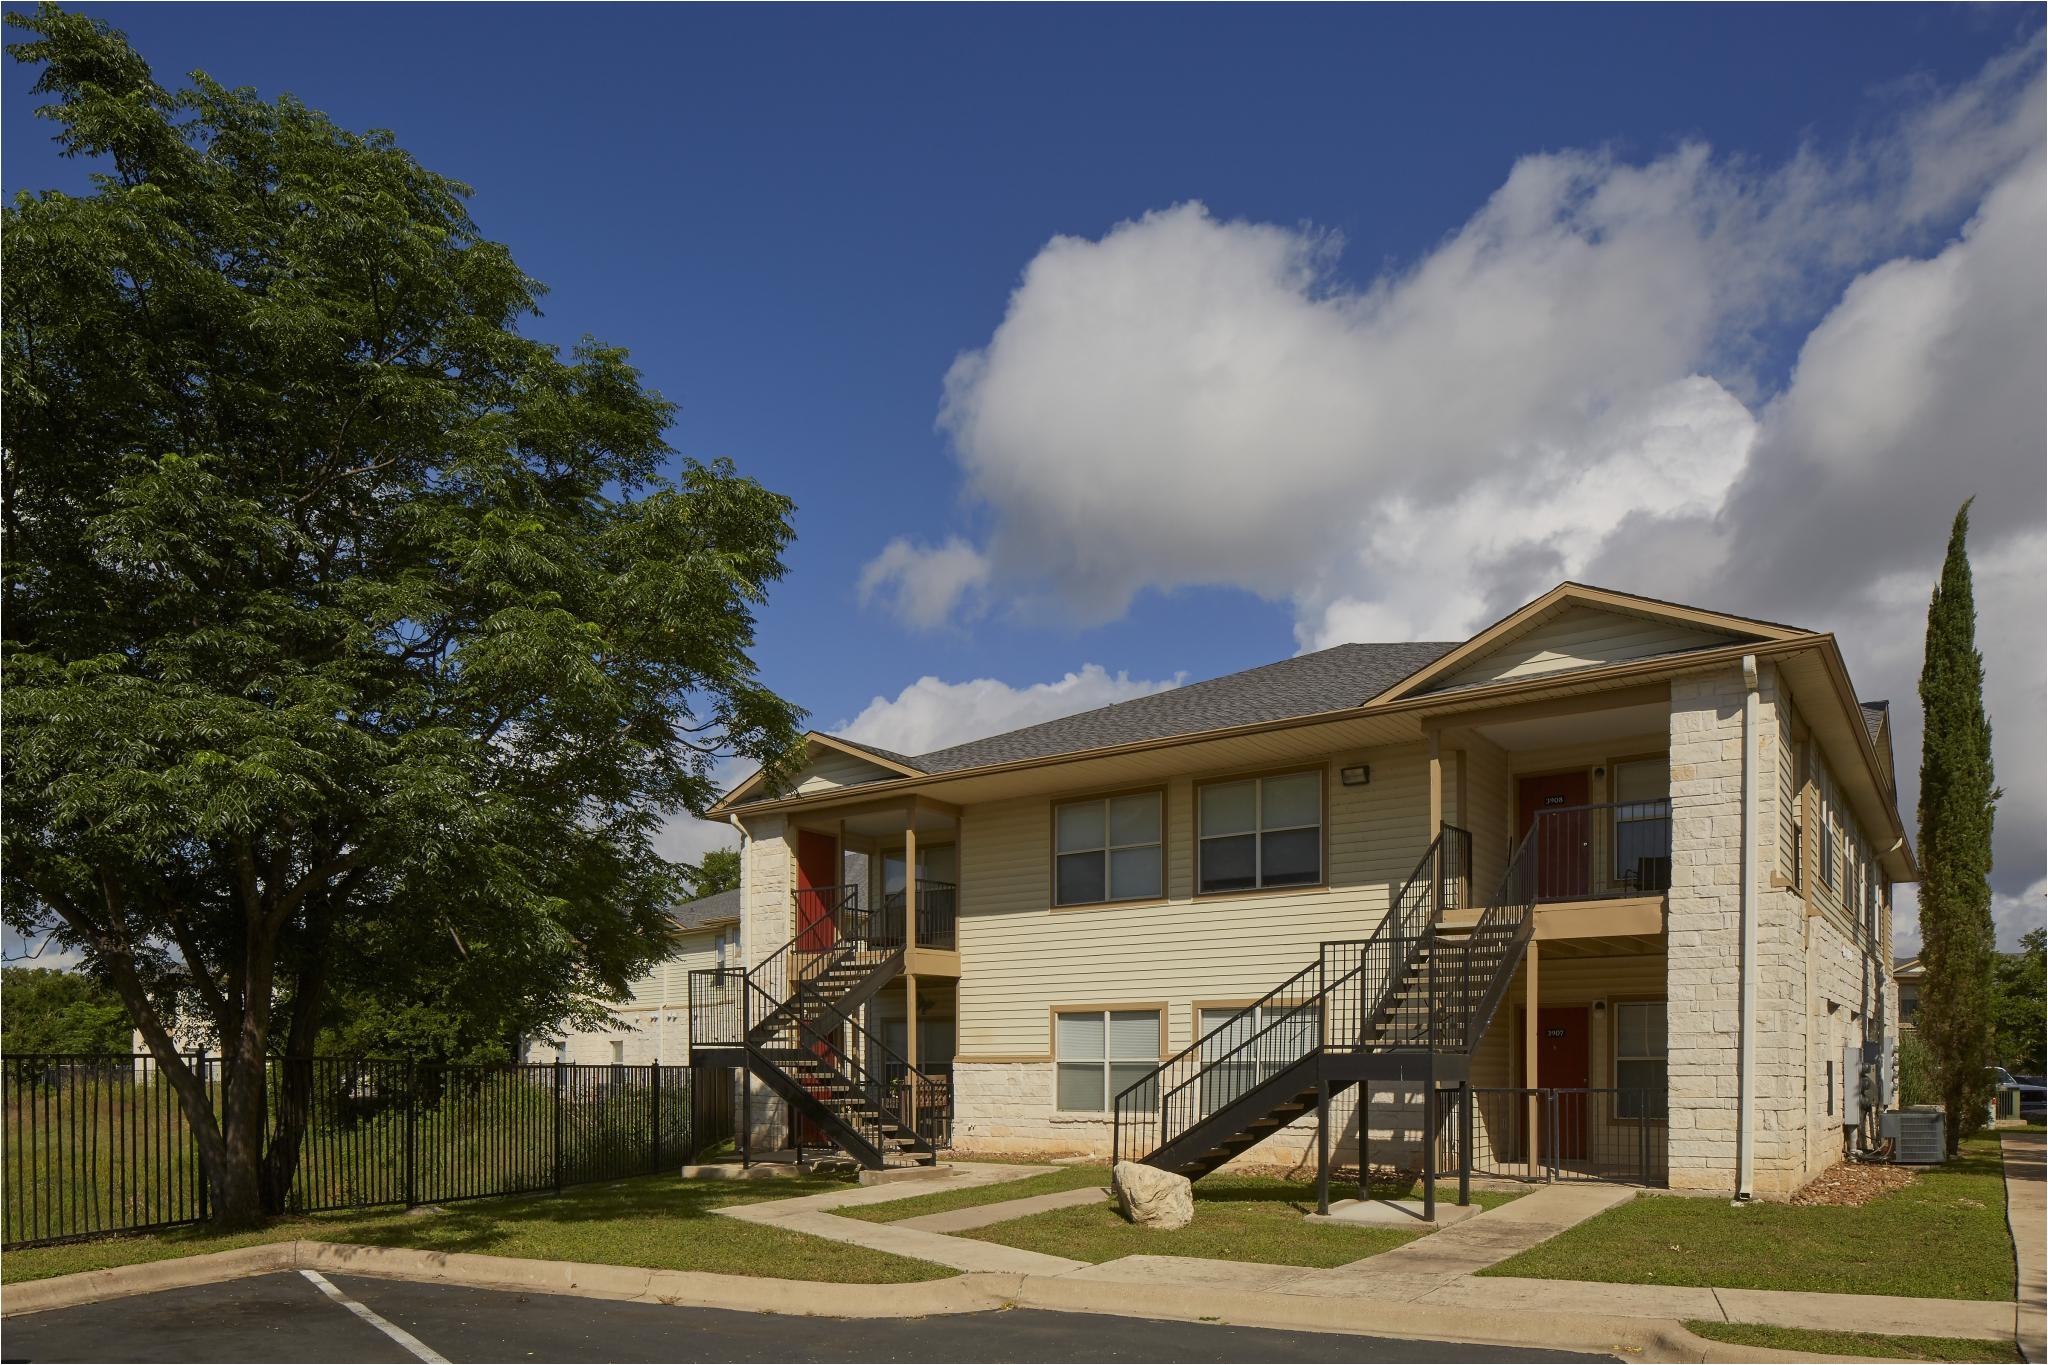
[1666,662,1816,1196]
[738,814,793,1151]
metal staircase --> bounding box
[1111,825,1537,1202]
[689,886,950,1169]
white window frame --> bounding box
[1196,770,1324,895]
[1054,1008,1161,1113]
[1052,792,1164,907]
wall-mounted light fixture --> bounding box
[1340,765,1370,786]
[1592,998,1607,1017]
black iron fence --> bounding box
[2,1053,737,1250]
[1438,1086,1665,1185]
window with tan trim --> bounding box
[1614,1002,1668,1120]
[1053,791,1163,906]
[1055,1009,1161,1112]
[1197,770,1322,894]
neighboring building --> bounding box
[1894,955,1924,1030]
[695,583,1912,1198]
[522,889,741,1065]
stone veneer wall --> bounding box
[1666,662,1818,1196]
[738,814,793,1152]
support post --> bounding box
[1422,1073,1438,1222]
[1316,1076,1331,1215]
[903,808,919,954]
[905,972,920,1133]
[1358,1088,1370,1203]
[1523,943,1540,1177]
[1458,1081,1472,1207]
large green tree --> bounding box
[1,966,133,1054]
[1991,928,2045,1077]
[1913,501,2000,1151]
[2,6,802,1225]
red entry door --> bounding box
[1537,1006,1591,1161]
[1517,772,1591,901]
[794,830,840,951]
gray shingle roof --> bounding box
[1860,701,1889,743]
[878,641,1459,776]
[670,888,739,932]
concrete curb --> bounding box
[2,1244,300,1317]
[2,1242,1020,1321]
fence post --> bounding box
[553,1061,566,1194]
[194,1049,210,1222]
[651,1064,663,1175]
[403,1060,417,1208]
[1639,1091,1650,1185]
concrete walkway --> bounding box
[713,1162,1092,1276]
[2006,1128,2045,1363]
[896,1184,1109,1233]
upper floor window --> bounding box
[1819,805,1838,891]
[1198,770,1322,894]
[1055,793,1163,906]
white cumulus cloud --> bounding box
[860,41,2045,944]
[838,665,1182,757]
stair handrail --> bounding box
[1428,824,1541,1050]
[743,976,949,1155]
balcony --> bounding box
[1525,799,1672,904]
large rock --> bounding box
[1113,1160,1194,1230]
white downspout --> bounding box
[729,813,750,1146]
[1737,655,1760,1202]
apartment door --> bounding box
[1537,1006,1591,1161]
[1518,772,1591,900]
[795,830,840,950]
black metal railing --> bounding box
[1438,1086,1665,1186]
[688,967,745,1047]
[1111,823,1542,1171]
[743,977,950,1156]
[1,1053,736,1249]
[879,879,959,952]
[1526,799,1672,902]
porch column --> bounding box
[903,806,919,953]
[904,972,920,1130]
[1427,732,1443,836]
[1524,942,1541,1175]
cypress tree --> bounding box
[1914,500,2000,1153]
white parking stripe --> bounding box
[299,1269,451,1364]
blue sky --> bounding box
[6,5,2043,946]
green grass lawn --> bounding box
[1,1174,954,1286]
[963,1174,1520,1269]
[1684,1321,2021,1362]
[1483,1136,2016,1300]
[836,1163,1110,1224]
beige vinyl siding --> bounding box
[794,749,903,795]
[956,746,1431,1058]
[1469,951,1668,1087]
[625,927,728,1010]
[1429,606,1740,692]
[1462,735,1513,903]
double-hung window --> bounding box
[1054,793,1163,906]
[1613,1002,1669,1120]
[1055,1009,1160,1112]
[1198,771,1322,894]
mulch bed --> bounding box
[1790,1161,1918,1206]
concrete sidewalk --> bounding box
[2006,1128,2045,1363]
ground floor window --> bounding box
[1056,1009,1160,1112]
[1614,1001,1668,1120]
[1197,1003,1320,1114]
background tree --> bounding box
[0,967,133,1054]
[1913,500,2000,1151]
[1991,927,2045,1077]
[682,847,742,900]
[2,6,802,1225]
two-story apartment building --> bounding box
[691,584,1912,1200]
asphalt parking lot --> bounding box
[1,1271,1616,1363]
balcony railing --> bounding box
[1526,800,1672,903]
[880,880,958,951]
